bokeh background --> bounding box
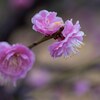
[0,0,100,100]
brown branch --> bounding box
[28,27,64,49]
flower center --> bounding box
[10,57,17,66]
[8,54,20,68]
[54,22,63,25]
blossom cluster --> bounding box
[0,10,84,86]
[32,10,84,58]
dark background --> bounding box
[0,0,100,100]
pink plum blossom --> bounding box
[49,19,84,58]
[0,42,35,86]
[31,10,64,36]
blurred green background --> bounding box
[0,0,100,100]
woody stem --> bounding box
[28,27,64,49]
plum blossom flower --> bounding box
[31,10,64,36]
[49,19,84,58]
[0,42,35,86]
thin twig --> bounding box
[28,27,64,49]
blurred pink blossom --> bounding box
[10,0,34,9]
[92,86,100,100]
[0,42,35,86]
[31,10,64,36]
[74,80,90,96]
[49,19,84,58]
[26,69,52,88]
